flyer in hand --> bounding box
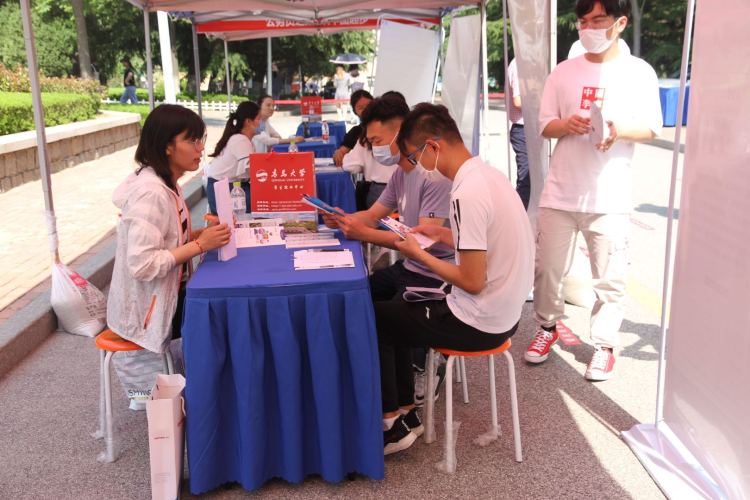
[378,216,436,249]
[300,194,345,216]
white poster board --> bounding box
[623,1,750,498]
[441,14,480,154]
[373,20,439,106]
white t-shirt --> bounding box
[538,51,662,214]
[341,142,395,184]
[252,120,282,153]
[446,157,535,334]
[506,58,523,125]
[204,134,253,181]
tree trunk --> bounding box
[630,0,642,57]
[71,0,93,79]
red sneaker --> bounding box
[525,328,559,363]
[585,347,615,381]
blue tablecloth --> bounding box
[272,140,336,158]
[316,170,356,214]
[182,239,384,494]
[658,79,689,127]
[296,121,347,148]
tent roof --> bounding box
[126,0,465,20]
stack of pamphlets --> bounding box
[293,249,355,270]
[378,216,436,249]
[285,232,341,249]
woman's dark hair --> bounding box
[210,101,260,158]
[257,94,273,107]
[350,89,373,109]
[575,0,630,18]
[397,103,463,154]
[358,94,410,148]
[134,104,205,192]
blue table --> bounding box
[658,79,690,127]
[182,239,384,494]
[296,121,347,148]
[273,140,337,158]
[316,170,356,214]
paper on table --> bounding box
[213,178,237,261]
[293,249,355,270]
[285,232,341,249]
[314,157,334,167]
[235,226,285,248]
[589,102,608,145]
[378,216,436,249]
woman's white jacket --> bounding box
[107,167,189,353]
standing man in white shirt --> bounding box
[525,0,662,381]
[373,103,533,455]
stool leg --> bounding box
[92,350,106,439]
[97,351,116,463]
[424,349,437,444]
[504,351,523,462]
[454,358,461,383]
[488,355,499,437]
[165,351,174,375]
[460,357,469,404]
[443,356,456,473]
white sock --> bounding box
[383,415,398,431]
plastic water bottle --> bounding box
[288,139,299,153]
[230,181,246,219]
[321,121,330,142]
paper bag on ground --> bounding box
[146,374,186,500]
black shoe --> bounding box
[414,360,447,407]
[383,415,417,455]
[402,408,424,437]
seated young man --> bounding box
[375,103,535,455]
[323,95,454,410]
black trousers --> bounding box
[376,299,518,413]
[510,124,530,211]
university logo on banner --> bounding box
[250,152,318,232]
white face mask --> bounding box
[372,132,401,166]
[416,146,445,181]
[578,20,619,54]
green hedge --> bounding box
[0,91,99,135]
[100,103,151,125]
[107,87,251,103]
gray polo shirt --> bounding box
[377,167,454,279]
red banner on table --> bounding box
[250,152,316,213]
[300,96,322,116]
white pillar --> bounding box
[267,37,273,97]
[503,0,512,180]
[157,11,177,103]
[144,9,154,109]
[191,20,203,118]
[224,39,232,111]
[480,0,491,161]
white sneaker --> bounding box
[585,347,615,381]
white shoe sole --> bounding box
[384,431,417,455]
[524,352,550,364]
[585,370,614,381]
[410,424,424,437]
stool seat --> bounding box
[95,329,143,352]
[435,339,511,358]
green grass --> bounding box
[100,103,152,125]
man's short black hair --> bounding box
[350,89,373,109]
[380,90,406,103]
[397,103,463,154]
[358,95,410,147]
[575,0,630,18]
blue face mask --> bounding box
[372,132,401,166]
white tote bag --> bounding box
[146,374,186,500]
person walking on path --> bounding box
[506,57,531,210]
[119,57,138,104]
[524,0,662,381]
[333,66,352,121]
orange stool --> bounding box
[424,339,522,473]
[92,329,173,463]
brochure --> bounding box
[589,102,608,145]
[293,249,355,270]
[300,194,346,216]
[234,219,285,248]
[378,216,436,249]
[285,232,341,249]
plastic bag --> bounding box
[113,339,183,411]
[50,262,106,337]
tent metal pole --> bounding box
[480,0,490,161]
[144,9,154,110]
[431,15,445,103]
[503,0,512,180]
[191,20,203,118]
[549,0,557,72]
[655,0,696,426]
[19,0,58,262]
[224,38,232,112]
[267,37,273,97]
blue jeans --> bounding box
[120,86,139,104]
[510,124,530,210]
